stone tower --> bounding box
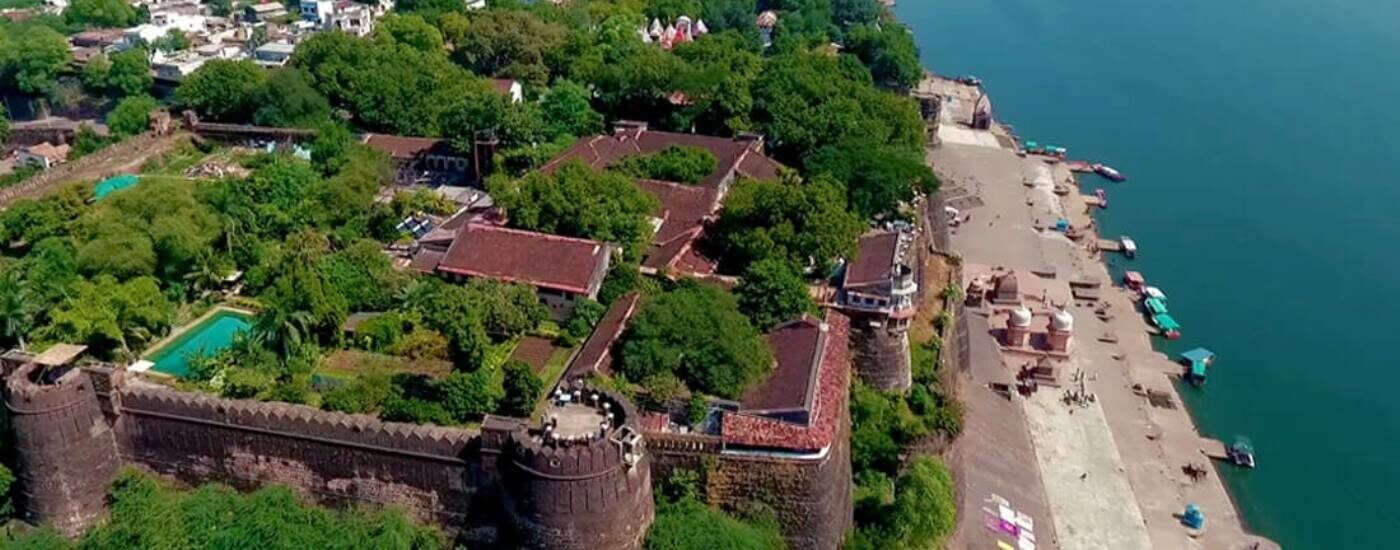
[1004,305,1032,348]
[497,387,654,550]
[1046,309,1074,353]
[843,231,919,392]
[4,362,120,536]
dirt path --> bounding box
[0,131,192,207]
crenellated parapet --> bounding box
[4,363,121,537]
[117,385,475,459]
[496,387,654,550]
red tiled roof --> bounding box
[540,128,784,188]
[437,224,609,295]
[362,134,451,160]
[844,231,902,288]
[635,179,721,271]
[490,78,517,94]
[722,312,850,453]
[563,292,641,381]
[740,316,824,413]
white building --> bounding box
[17,143,71,170]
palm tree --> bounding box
[0,272,34,351]
[184,253,228,298]
[253,301,316,359]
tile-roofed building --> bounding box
[361,134,476,185]
[17,142,71,170]
[561,292,641,382]
[540,121,784,190]
[838,230,919,320]
[721,311,850,453]
[634,179,722,274]
[490,78,524,103]
[411,223,612,320]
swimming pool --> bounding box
[142,309,253,378]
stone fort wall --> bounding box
[647,413,854,550]
[113,384,493,534]
[4,362,850,549]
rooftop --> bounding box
[739,316,826,415]
[844,231,905,288]
[361,134,454,161]
[634,178,721,271]
[420,223,610,295]
[540,125,783,188]
[722,311,850,453]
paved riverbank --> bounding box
[925,76,1278,549]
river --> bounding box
[897,0,1400,547]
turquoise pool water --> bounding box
[145,310,253,378]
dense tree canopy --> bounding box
[489,161,659,259]
[707,176,865,275]
[734,258,815,330]
[63,0,140,29]
[619,279,773,399]
[807,137,937,219]
[4,471,443,548]
[845,22,923,90]
[452,9,568,86]
[0,24,71,94]
[253,68,333,129]
[105,95,157,137]
[611,145,718,185]
[177,59,269,122]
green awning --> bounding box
[1153,314,1180,331]
[1190,359,1207,378]
[1144,297,1168,315]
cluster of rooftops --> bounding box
[365,123,912,455]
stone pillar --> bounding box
[5,364,120,536]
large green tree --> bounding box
[63,0,140,28]
[734,258,815,330]
[44,275,174,359]
[1,25,70,94]
[707,175,865,275]
[807,137,937,219]
[619,280,773,399]
[452,10,568,86]
[253,68,332,128]
[845,22,923,90]
[107,47,155,98]
[176,59,268,122]
[489,161,659,259]
[105,94,158,137]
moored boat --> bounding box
[1092,163,1127,182]
[1120,236,1138,258]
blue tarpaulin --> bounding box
[94,174,139,200]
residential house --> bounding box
[324,3,374,37]
[411,223,612,320]
[17,143,71,170]
[243,2,288,23]
[252,42,296,67]
[491,78,524,104]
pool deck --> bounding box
[134,306,255,377]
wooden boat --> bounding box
[1120,236,1138,258]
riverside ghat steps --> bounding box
[920,74,1278,550]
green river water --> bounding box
[898,0,1400,546]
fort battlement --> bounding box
[4,363,120,537]
[118,384,476,459]
[496,387,654,550]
